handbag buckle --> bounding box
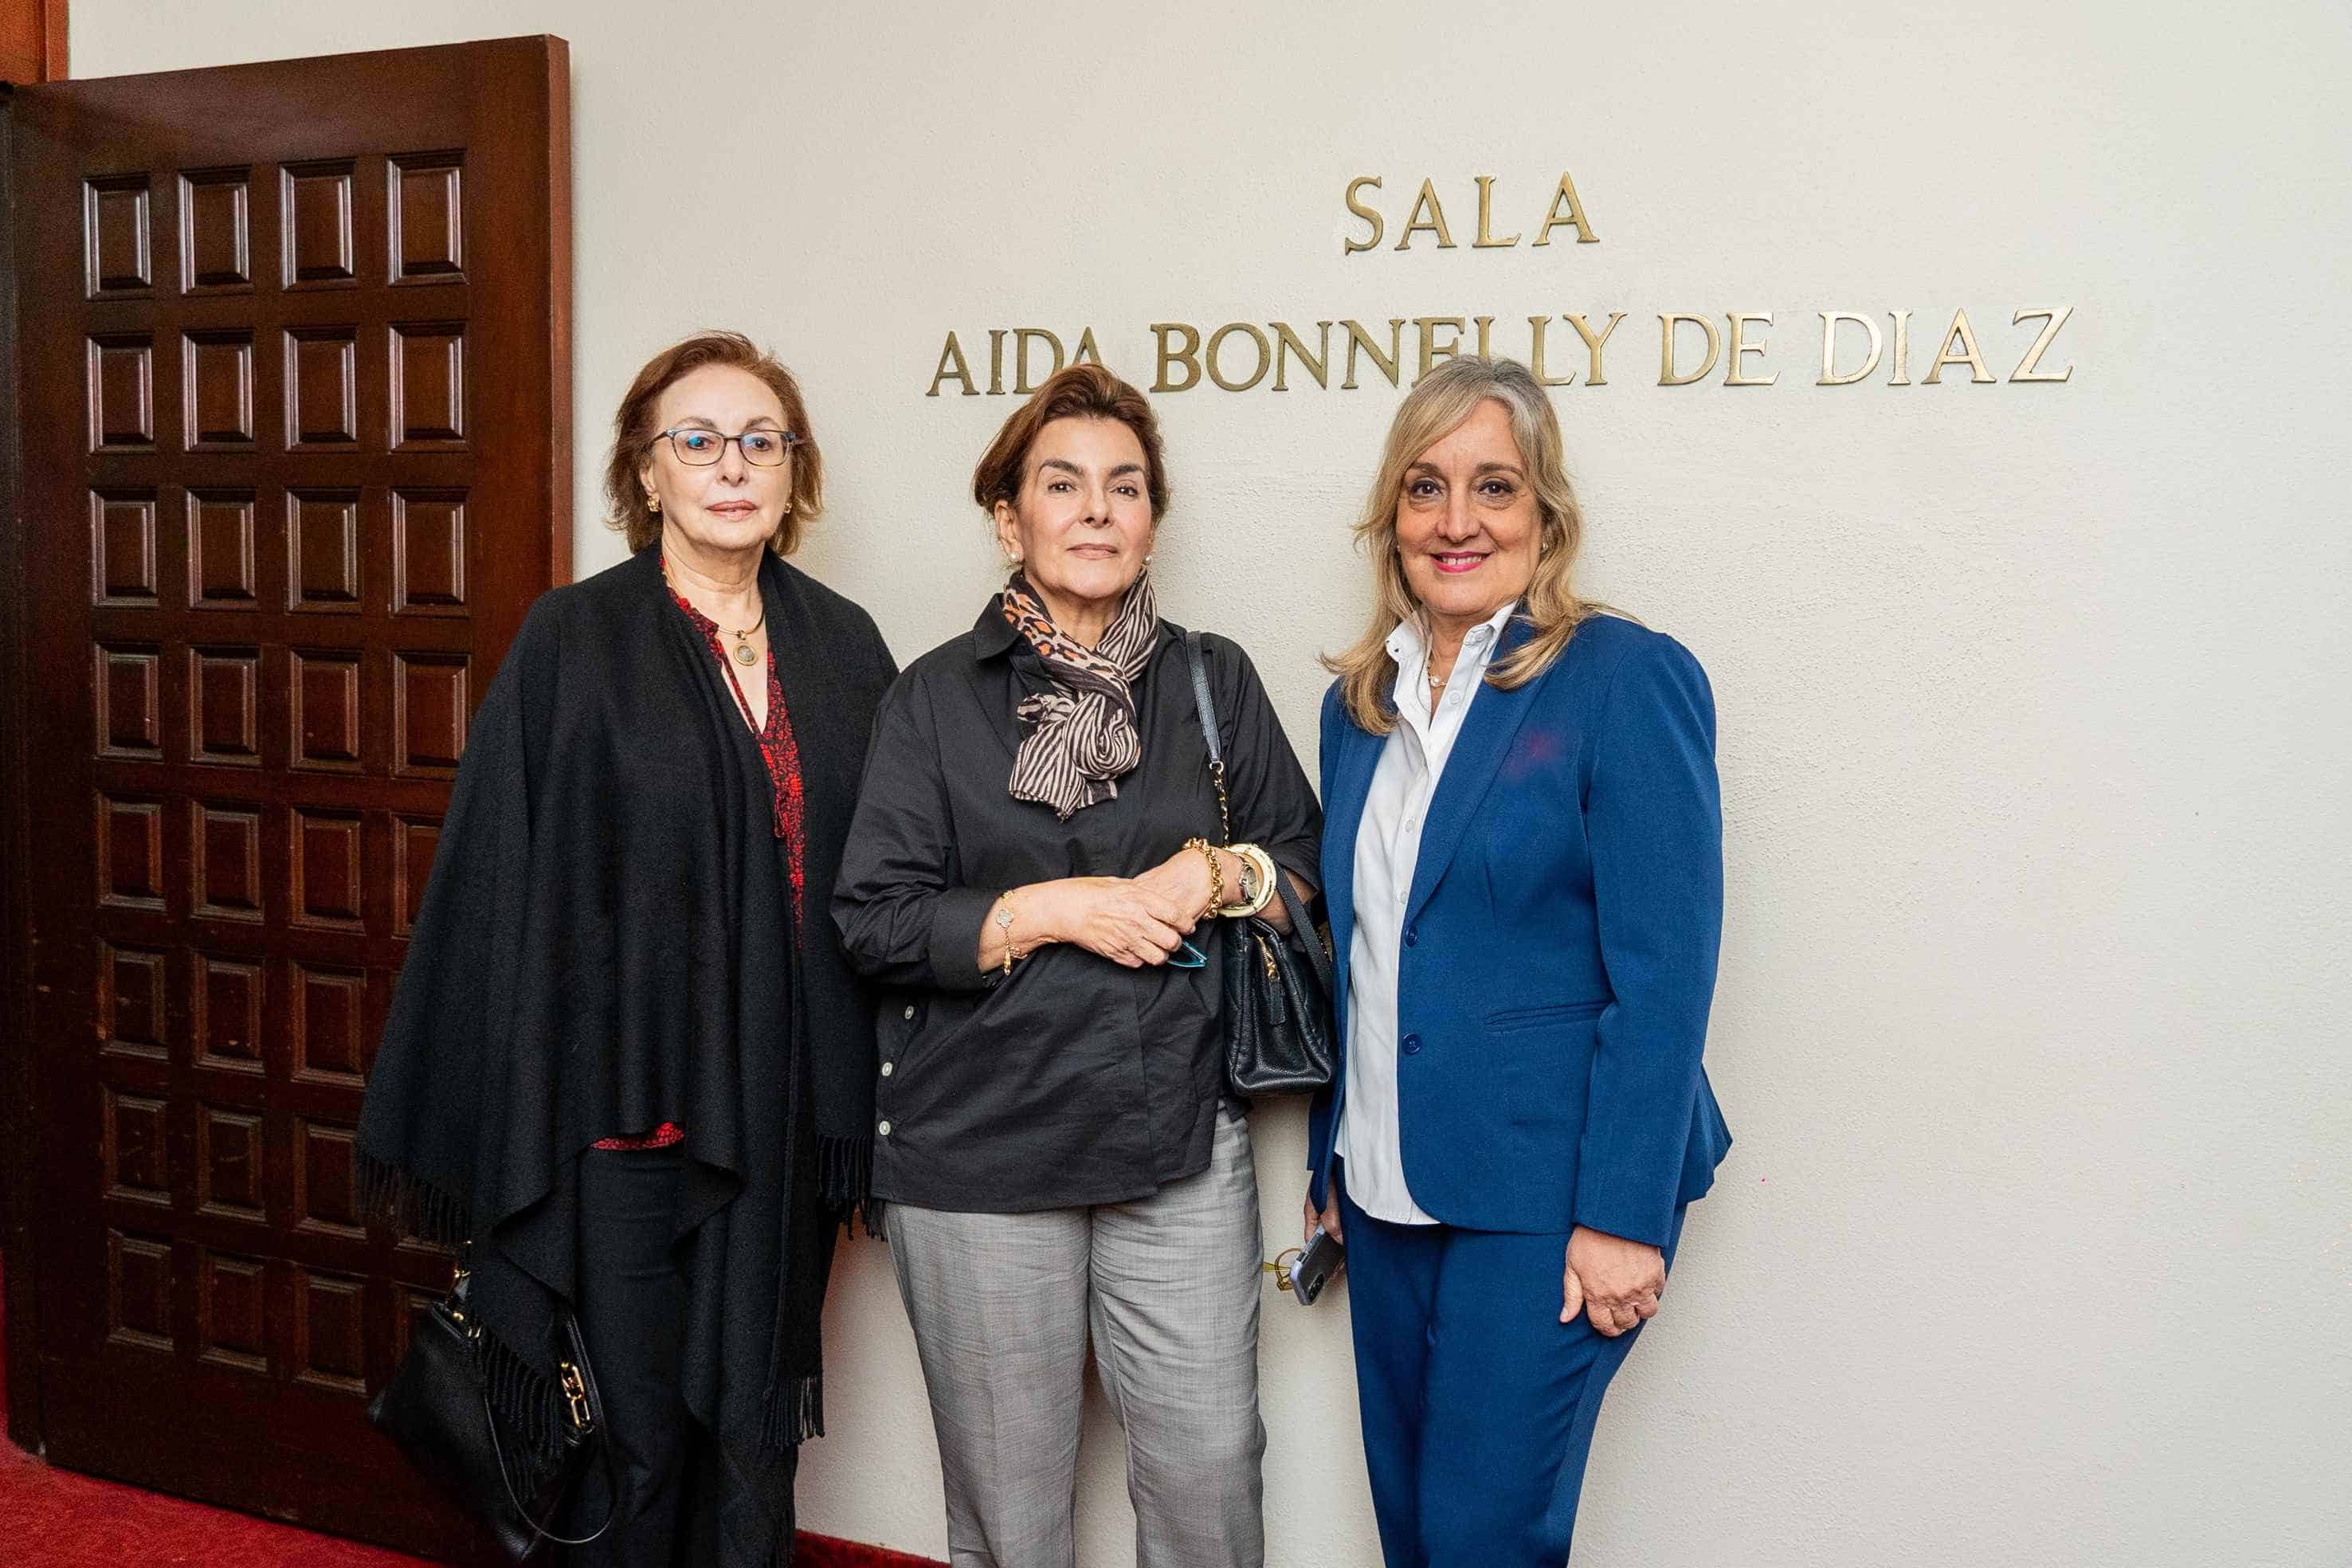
[560,1362,593,1430]
[445,1261,471,1326]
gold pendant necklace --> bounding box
[723,603,766,664]
[661,559,764,664]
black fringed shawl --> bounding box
[358,545,894,1535]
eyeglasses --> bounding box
[653,428,802,467]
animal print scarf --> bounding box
[999,570,1160,820]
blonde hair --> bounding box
[1323,356,1596,733]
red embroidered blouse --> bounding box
[594,572,809,1152]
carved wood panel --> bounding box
[6,36,570,1560]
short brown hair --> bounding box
[970,363,1169,521]
[605,331,825,555]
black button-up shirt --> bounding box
[832,599,1322,1213]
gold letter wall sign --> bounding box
[927,332,978,398]
[924,171,2078,395]
[1153,323,1203,393]
[1725,313,1778,387]
[1343,177,1386,254]
[1818,313,1884,386]
[1347,172,1595,254]
[932,308,2075,395]
[1531,171,1599,245]
[2009,308,2075,382]
[1660,314,1722,386]
[1395,179,1457,250]
[1923,308,1994,385]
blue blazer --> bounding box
[1307,613,1731,1247]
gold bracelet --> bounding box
[995,891,1018,978]
[1182,837,1223,921]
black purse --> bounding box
[1182,629,1339,1096]
[367,1253,617,1561]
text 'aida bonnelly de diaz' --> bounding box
[923,171,2077,398]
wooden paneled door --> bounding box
[2,36,570,1558]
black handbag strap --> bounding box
[485,1343,617,1549]
[1184,627,1222,773]
[1181,628,1232,842]
[1272,872,1333,998]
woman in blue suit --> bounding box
[1304,355,1732,1566]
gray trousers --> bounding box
[886,1106,1267,1568]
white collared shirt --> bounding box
[1335,600,1518,1225]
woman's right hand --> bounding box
[1036,876,1190,969]
[1305,1190,1343,1245]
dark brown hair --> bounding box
[605,331,824,555]
[970,363,1169,521]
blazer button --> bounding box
[902,1005,916,1021]
[880,1061,894,1078]
[1401,1034,1421,1055]
[877,1120,892,1137]
[1404,928,1417,948]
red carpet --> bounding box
[0,1249,433,1563]
[0,1253,940,1566]
[0,1435,436,1566]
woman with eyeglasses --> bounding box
[359,331,898,1565]
[833,363,1321,1568]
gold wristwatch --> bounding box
[1221,843,1280,919]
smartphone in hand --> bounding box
[1292,1228,1344,1305]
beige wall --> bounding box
[73,3,2352,1562]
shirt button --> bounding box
[1403,817,1417,832]
[880,1061,894,1078]
[1397,889,1409,904]
[876,1120,892,1137]
[1401,1034,1422,1055]
[1447,691,1462,705]
[902,1004,915,1021]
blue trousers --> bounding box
[1341,1190,1688,1567]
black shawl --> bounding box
[358,544,895,1535]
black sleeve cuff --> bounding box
[926,885,1002,993]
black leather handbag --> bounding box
[1182,629,1339,1096]
[367,1254,616,1561]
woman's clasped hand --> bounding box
[1013,869,1196,968]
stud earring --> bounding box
[780,500,793,515]
[646,493,661,515]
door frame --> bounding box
[1,0,69,89]
[0,77,44,1455]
